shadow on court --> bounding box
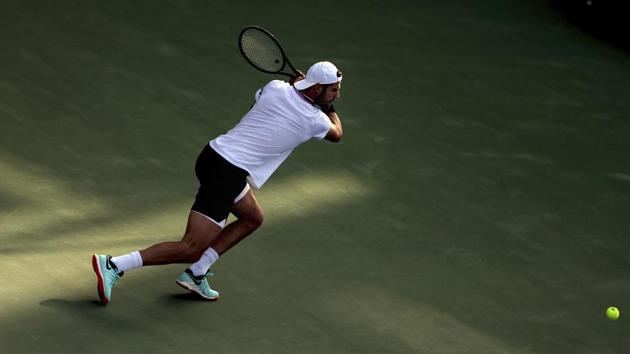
[2,0,630,353]
[40,299,104,309]
[550,0,630,50]
[40,293,211,310]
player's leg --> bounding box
[159,211,223,301]
[174,147,254,300]
[92,212,222,305]
[178,189,263,300]
[92,144,234,304]
[139,211,222,265]
[186,189,263,276]
[211,189,264,255]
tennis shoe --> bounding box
[92,254,123,305]
[176,269,219,301]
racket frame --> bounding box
[238,25,299,77]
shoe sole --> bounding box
[175,280,219,301]
[92,255,109,305]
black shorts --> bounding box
[191,144,249,226]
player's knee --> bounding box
[246,208,264,230]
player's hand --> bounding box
[289,70,305,86]
[320,103,335,114]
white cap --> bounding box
[294,61,342,90]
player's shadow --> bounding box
[166,293,218,303]
[40,294,214,310]
[171,293,202,300]
[40,298,104,309]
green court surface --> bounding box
[1,0,629,353]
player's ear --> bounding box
[312,83,322,95]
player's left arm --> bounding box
[323,108,343,142]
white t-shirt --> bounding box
[210,80,333,189]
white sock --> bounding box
[189,247,219,276]
[111,251,143,272]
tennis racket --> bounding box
[238,26,299,78]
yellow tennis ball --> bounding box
[606,307,620,320]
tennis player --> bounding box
[92,61,343,304]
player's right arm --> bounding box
[289,70,305,86]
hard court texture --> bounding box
[1,0,629,353]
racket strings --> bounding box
[240,29,285,72]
